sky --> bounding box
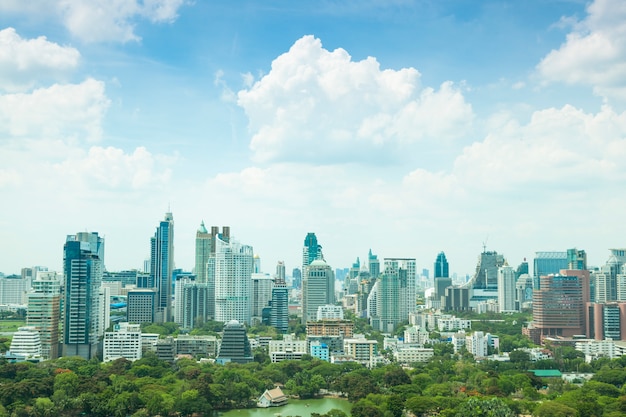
[1,0,626,278]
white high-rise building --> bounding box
[370,258,416,333]
[497,264,517,312]
[27,271,61,359]
[210,235,254,324]
[466,331,488,358]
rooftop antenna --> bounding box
[482,236,489,253]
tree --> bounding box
[533,401,578,417]
[406,395,437,416]
[454,397,516,417]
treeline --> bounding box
[1,346,626,417]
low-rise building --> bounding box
[103,323,142,363]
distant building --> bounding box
[370,258,416,333]
[127,289,156,323]
[150,212,175,322]
[302,259,335,324]
[26,271,61,359]
[216,320,253,364]
[9,326,42,358]
[103,323,142,363]
[257,387,288,408]
[497,264,517,312]
[533,251,567,290]
[310,341,330,361]
[63,232,104,360]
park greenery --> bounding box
[1,312,626,416]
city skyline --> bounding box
[2,1,626,275]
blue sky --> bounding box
[1,0,625,277]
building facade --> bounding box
[63,232,104,359]
[150,212,175,322]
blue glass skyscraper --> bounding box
[151,212,174,322]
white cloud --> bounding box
[0,78,110,142]
[0,27,80,92]
[537,0,626,101]
[0,0,185,43]
[238,35,473,164]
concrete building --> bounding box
[150,212,175,323]
[127,289,156,323]
[302,259,335,323]
[498,264,517,312]
[210,235,254,325]
[316,304,344,320]
[26,271,61,359]
[343,335,378,366]
[103,323,142,362]
[216,320,253,364]
[9,326,42,358]
[63,232,104,360]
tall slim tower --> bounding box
[27,271,61,359]
[271,262,289,333]
[211,235,254,324]
[433,252,452,300]
[63,232,104,359]
[151,212,174,322]
[497,264,517,312]
[195,221,211,283]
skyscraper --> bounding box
[433,252,452,300]
[533,251,567,289]
[370,258,416,333]
[27,271,61,359]
[63,232,104,359]
[303,232,323,267]
[270,264,289,333]
[532,269,589,340]
[302,259,335,323]
[497,264,517,312]
[151,212,174,322]
[210,234,254,324]
[195,221,211,283]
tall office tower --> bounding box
[195,221,211,283]
[433,252,452,301]
[594,249,626,303]
[292,268,302,289]
[177,279,210,330]
[469,250,505,290]
[199,226,230,318]
[533,251,567,289]
[617,264,626,301]
[270,270,289,333]
[276,261,286,282]
[251,272,273,323]
[516,274,533,309]
[497,264,517,312]
[370,258,416,333]
[368,249,380,279]
[532,269,589,340]
[303,232,323,267]
[567,248,587,270]
[150,212,174,323]
[27,271,61,359]
[63,232,104,359]
[349,258,360,280]
[127,289,156,323]
[210,235,254,324]
[302,259,335,323]
[253,255,261,273]
[516,259,529,278]
[586,302,626,341]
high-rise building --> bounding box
[497,264,517,312]
[593,249,626,303]
[370,258,416,333]
[302,259,335,323]
[532,269,590,340]
[292,268,302,289]
[276,261,286,283]
[302,233,323,268]
[368,249,380,279]
[567,248,587,270]
[433,252,452,301]
[195,221,211,284]
[26,271,61,359]
[210,234,254,324]
[175,276,210,329]
[251,272,273,323]
[127,289,156,323]
[533,251,567,289]
[270,271,289,333]
[200,226,230,319]
[586,302,626,341]
[63,231,104,359]
[150,212,174,322]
